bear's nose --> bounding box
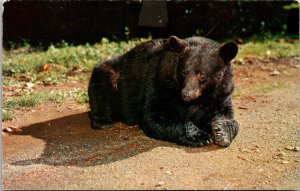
[182,95,192,102]
[182,89,201,102]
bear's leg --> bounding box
[210,99,239,147]
[88,85,114,129]
[88,63,121,130]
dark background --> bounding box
[3,0,299,49]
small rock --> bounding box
[236,38,244,44]
[293,65,299,68]
[155,181,165,187]
[165,171,172,175]
[286,146,293,150]
[15,88,22,93]
[234,58,245,65]
[277,151,286,158]
[270,70,280,76]
[281,160,289,164]
[285,146,299,152]
[25,82,35,89]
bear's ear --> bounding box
[167,35,187,54]
[219,42,238,64]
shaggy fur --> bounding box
[88,36,239,147]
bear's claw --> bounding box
[178,133,213,147]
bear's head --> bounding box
[164,35,238,102]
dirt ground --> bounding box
[2,57,299,190]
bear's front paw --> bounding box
[178,123,213,147]
[212,119,239,147]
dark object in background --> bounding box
[138,0,168,28]
[3,1,298,49]
[88,36,239,147]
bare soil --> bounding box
[2,57,299,190]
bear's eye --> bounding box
[197,73,206,81]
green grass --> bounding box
[5,94,44,108]
[3,37,150,87]
[4,88,89,109]
[2,94,43,122]
[49,88,89,104]
[3,38,150,76]
[2,88,89,121]
[236,39,299,59]
[2,109,14,122]
[234,82,287,98]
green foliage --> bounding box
[2,88,89,121]
[50,88,89,104]
[242,33,299,42]
[3,37,151,84]
[283,2,299,10]
[2,109,14,122]
[4,94,44,109]
[237,38,299,59]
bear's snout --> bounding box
[182,89,201,102]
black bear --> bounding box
[88,36,239,147]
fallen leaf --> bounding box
[66,66,84,76]
[40,64,52,72]
[3,126,22,133]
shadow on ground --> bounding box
[8,112,219,167]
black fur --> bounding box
[88,36,239,147]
